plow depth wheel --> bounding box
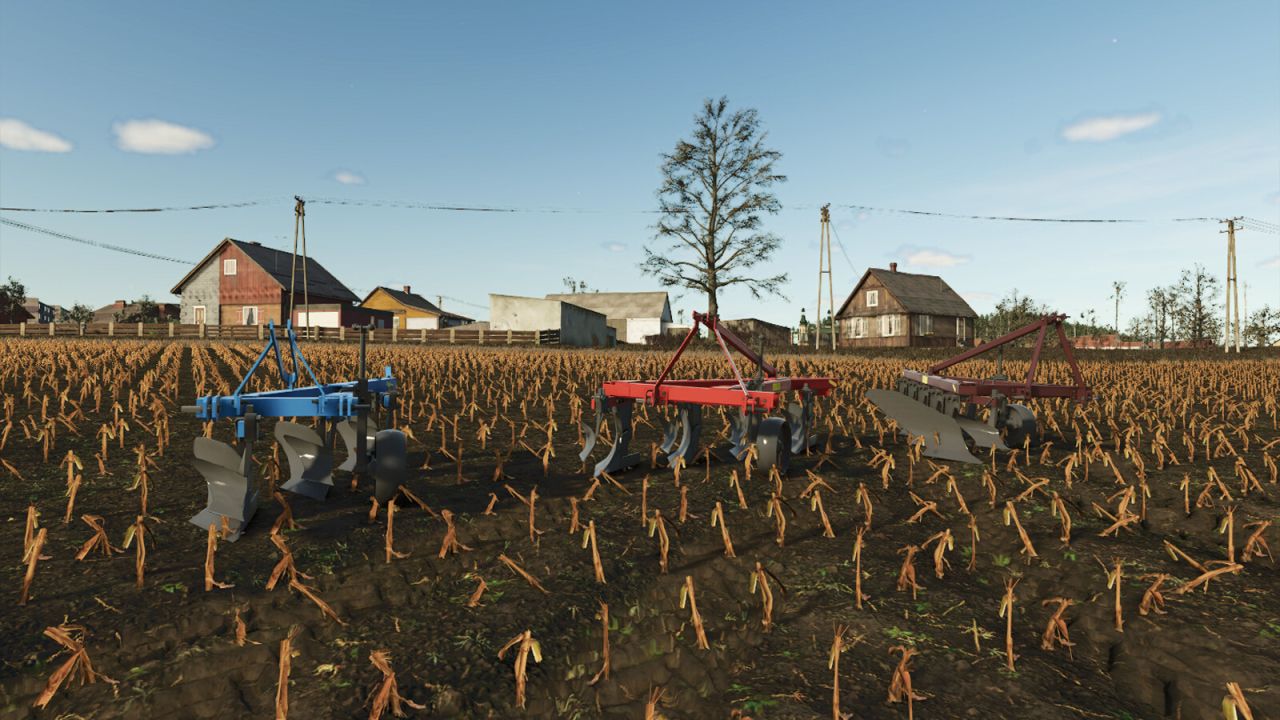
[755,417,791,475]
[1002,403,1040,449]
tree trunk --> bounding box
[707,288,718,320]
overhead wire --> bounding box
[0,197,283,213]
[834,203,1219,225]
[0,216,193,265]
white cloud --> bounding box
[113,119,214,154]
[334,170,365,185]
[602,242,627,252]
[897,246,970,268]
[1261,255,1280,270]
[0,118,72,152]
[1062,112,1162,142]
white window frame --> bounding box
[956,317,966,338]
[918,314,934,336]
[854,317,866,338]
[880,314,896,337]
[866,289,879,308]
[193,305,206,325]
[241,306,258,325]
[223,259,237,276]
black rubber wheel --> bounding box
[372,429,408,503]
[1002,404,1040,450]
[756,417,791,475]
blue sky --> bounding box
[1,1,1277,328]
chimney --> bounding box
[889,262,898,273]
[115,300,127,308]
[402,285,411,294]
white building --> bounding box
[543,291,672,344]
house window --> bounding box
[880,314,897,337]
[223,259,237,276]
[241,306,257,325]
[194,306,206,325]
[866,290,879,308]
[917,314,934,336]
[854,317,866,338]
[956,317,967,338]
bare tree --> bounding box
[1174,264,1222,346]
[1244,306,1279,347]
[1145,286,1175,348]
[1111,281,1126,333]
[642,97,787,318]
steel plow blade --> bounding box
[190,437,258,542]
[336,418,377,473]
[591,399,642,478]
[866,388,981,464]
[665,404,702,465]
[954,415,1008,452]
[276,421,335,500]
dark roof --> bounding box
[837,268,976,318]
[171,238,358,303]
[362,286,473,322]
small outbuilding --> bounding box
[489,294,614,347]
[543,291,671,344]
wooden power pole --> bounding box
[1222,218,1241,353]
[815,204,836,351]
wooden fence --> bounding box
[0,322,560,346]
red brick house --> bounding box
[835,263,977,348]
[170,238,381,327]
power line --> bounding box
[0,197,282,213]
[827,222,859,276]
[1237,217,1280,235]
[0,217,193,264]
[835,203,1218,225]
[307,197,653,214]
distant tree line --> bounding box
[977,263,1279,348]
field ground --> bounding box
[0,339,1277,719]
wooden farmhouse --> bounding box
[171,238,387,328]
[360,286,473,330]
[835,263,977,348]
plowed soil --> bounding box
[1,339,1276,719]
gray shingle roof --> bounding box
[544,291,670,321]
[837,268,976,317]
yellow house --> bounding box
[360,286,473,330]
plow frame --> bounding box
[905,313,1091,404]
[183,322,406,538]
[597,311,834,411]
[582,311,834,477]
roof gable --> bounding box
[171,238,358,303]
[361,286,473,322]
[837,268,976,318]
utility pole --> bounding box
[288,196,310,342]
[815,204,836,351]
[1222,218,1241,353]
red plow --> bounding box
[579,311,835,477]
[866,313,1092,464]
